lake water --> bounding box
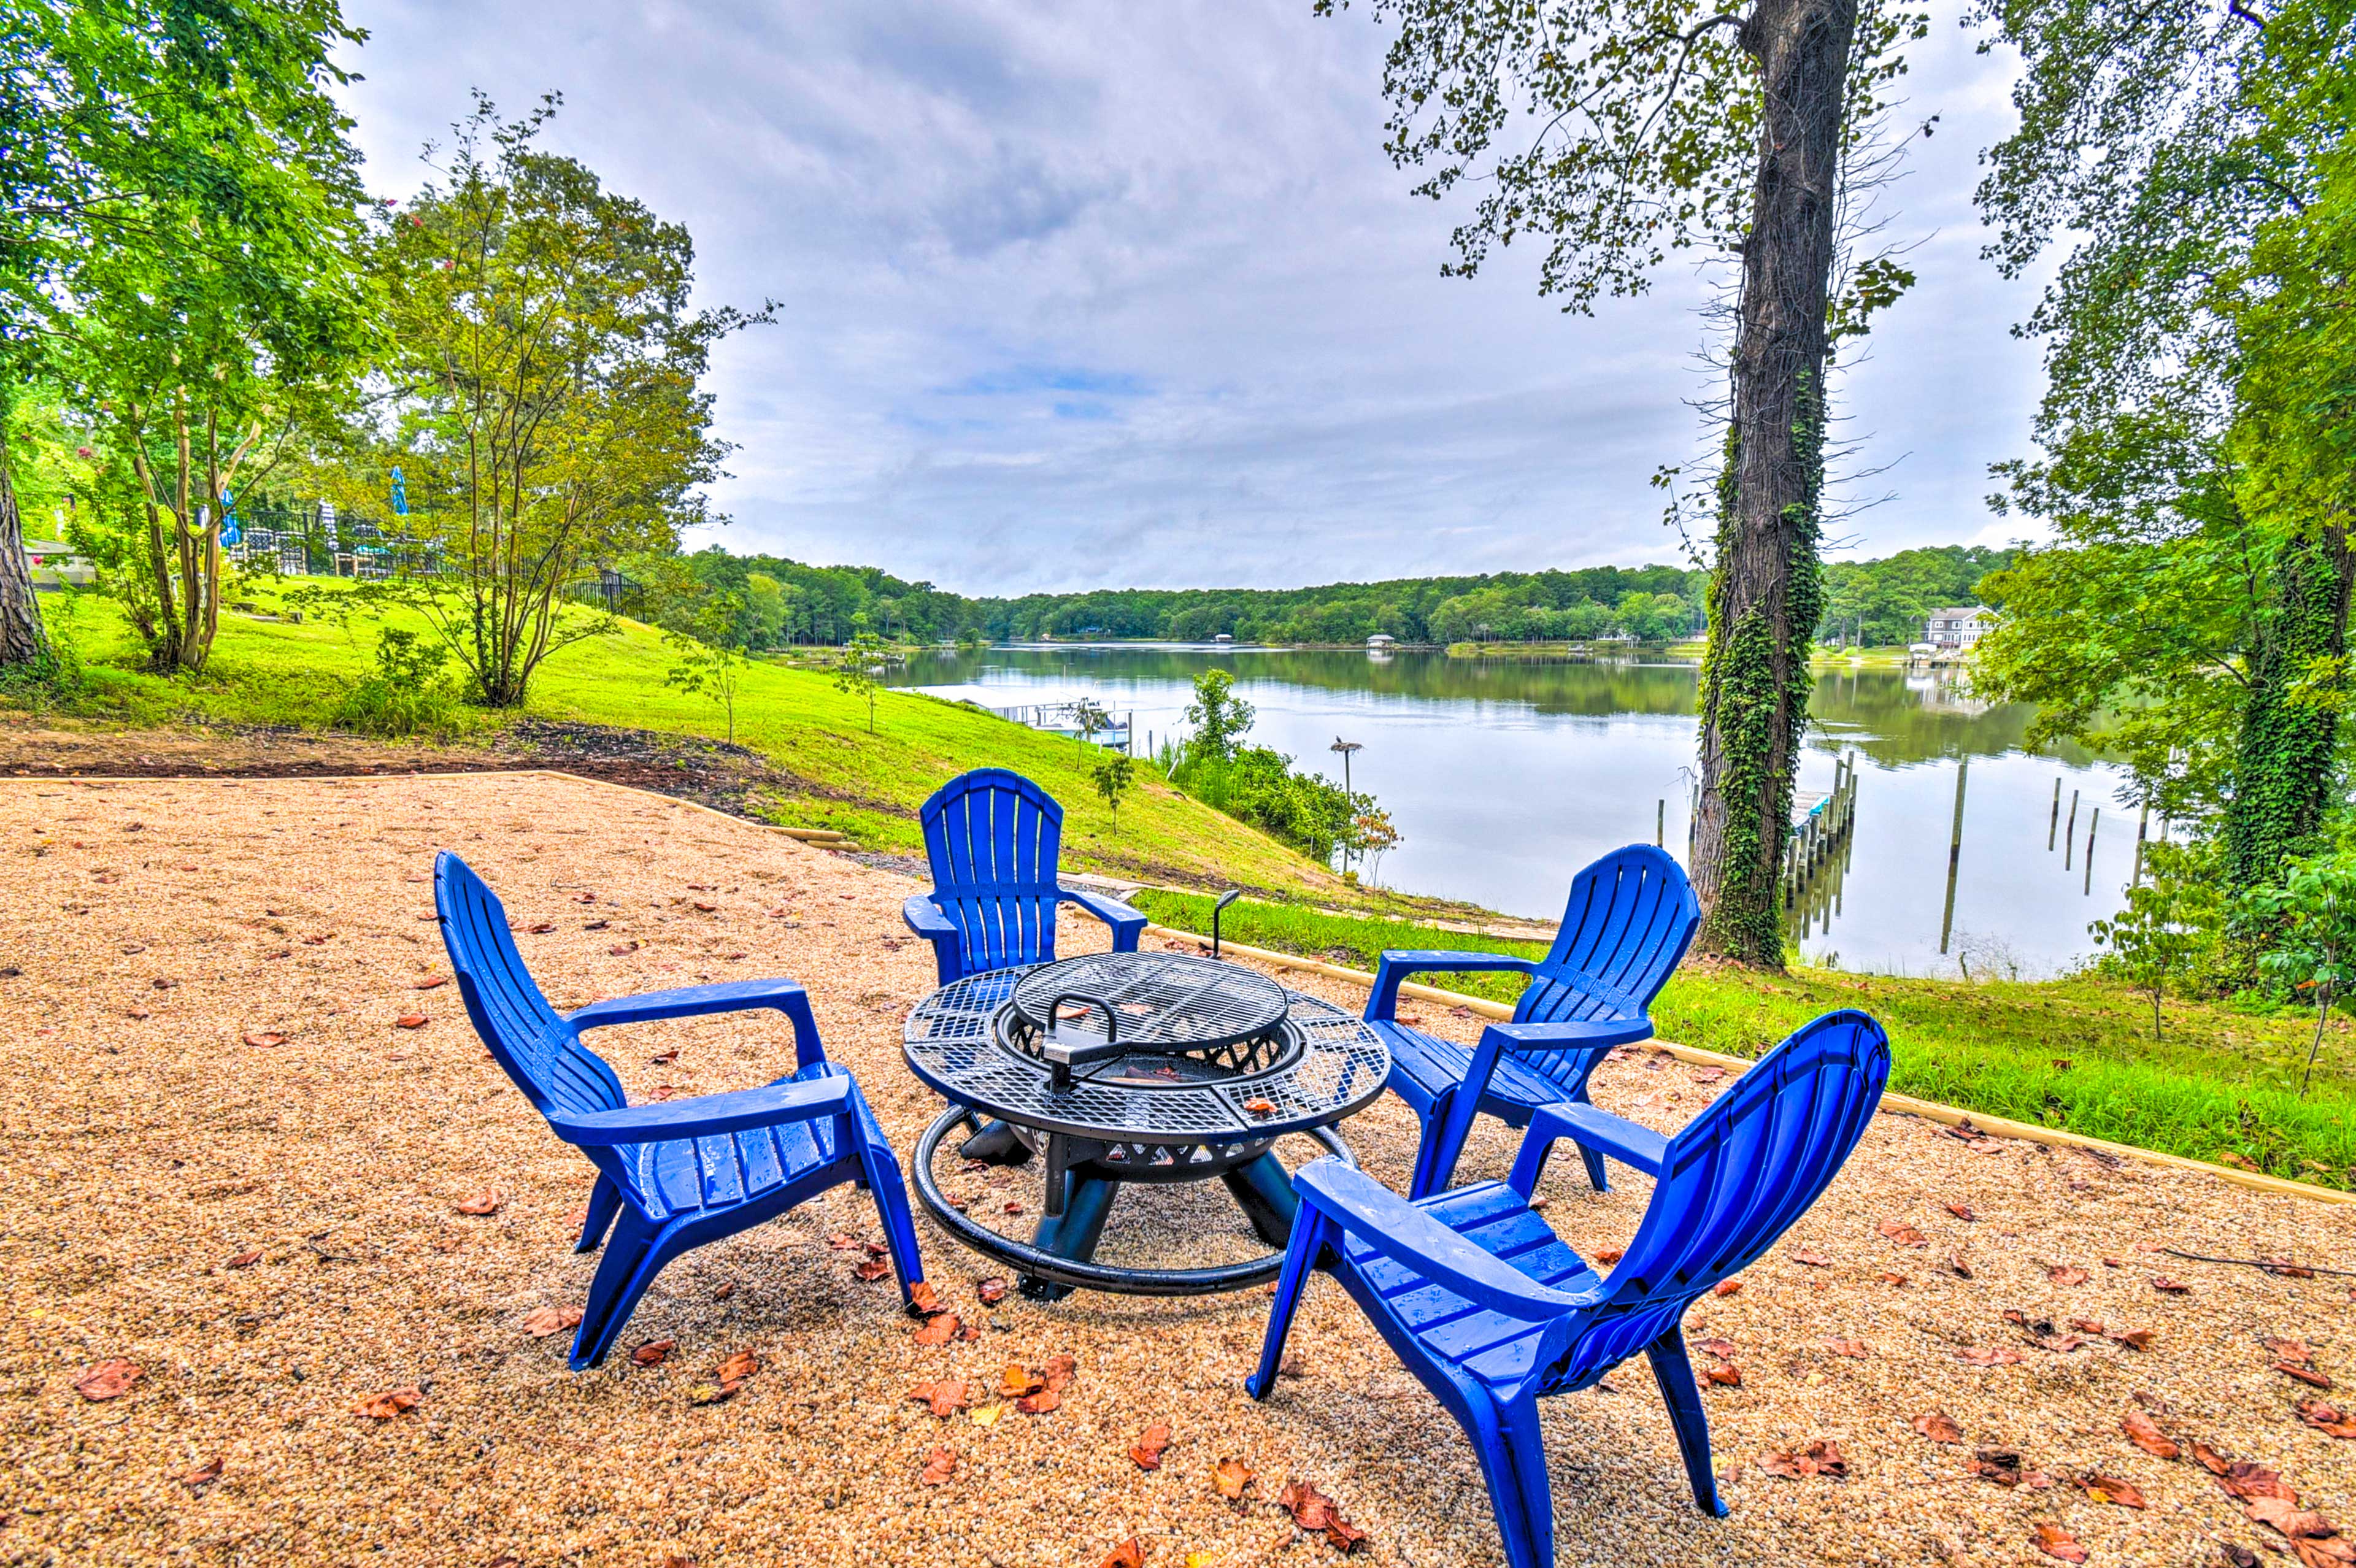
[889,645,2146,979]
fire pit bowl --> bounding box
[901,951,1390,1297]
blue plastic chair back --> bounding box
[1511,844,1698,1048]
[435,851,629,1124]
[1553,1009,1890,1388]
[918,769,1066,974]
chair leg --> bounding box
[1572,1088,1611,1193]
[1245,1210,1328,1399]
[1460,1388,1552,1568]
[574,1175,623,1254]
[1407,1091,1455,1201]
[1645,1324,1729,1517]
[570,1209,658,1370]
[860,1145,926,1305]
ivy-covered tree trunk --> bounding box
[1688,0,1854,968]
[0,412,48,666]
[2224,523,2352,894]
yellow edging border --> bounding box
[1144,924,2356,1209]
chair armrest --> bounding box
[1293,1159,1593,1318]
[547,1074,853,1147]
[1507,1101,1669,1195]
[565,980,827,1072]
[1367,950,1539,1021]
[901,893,958,941]
[1059,886,1148,950]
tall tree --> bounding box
[0,0,368,669]
[360,96,764,707]
[1323,0,1923,965]
[1970,0,2354,896]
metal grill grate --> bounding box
[1007,951,1287,1055]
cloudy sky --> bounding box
[334,2,2049,595]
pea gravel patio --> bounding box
[4,772,2352,1567]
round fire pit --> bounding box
[901,951,1390,1297]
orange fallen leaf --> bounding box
[1945,1202,1978,1221]
[907,1280,947,1316]
[920,1445,958,1486]
[1877,1271,1910,1287]
[241,1030,285,1048]
[1711,1279,1742,1297]
[179,1456,223,1489]
[632,1339,675,1367]
[1758,1440,1848,1480]
[396,1013,429,1029]
[2121,1409,2180,1459]
[522,1305,582,1338]
[413,976,448,990]
[2276,1361,2335,1391]
[1212,1457,1255,1500]
[526,922,555,934]
[2297,1400,2356,1439]
[1593,1247,1625,1264]
[853,1258,890,1282]
[1018,1388,1063,1415]
[2150,1275,2191,1293]
[1130,1421,1174,1470]
[912,1313,960,1347]
[1825,1338,1868,1358]
[225,1250,262,1269]
[1703,1362,1742,1386]
[906,1380,971,1418]
[2033,1522,2088,1563]
[1791,1248,1831,1267]
[2109,1329,2155,1351]
[2076,1472,2148,1508]
[1096,1540,1145,1568]
[352,1386,421,1420]
[715,1350,758,1385]
[75,1359,141,1401]
[1879,1220,1927,1248]
[999,1363,1047,1397]
[1956,1346,2024,1367]
[1279,1478,1369,1551]
[1044,1353,1078,1391]
[2049,1266,2090,1286]
[453,1189,502,1216]
[977,1277,1009,1304]
[1912,1411,1963,1443]
[1243,1098,1277,1115]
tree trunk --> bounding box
[2223,521,2350,896]
[1688,0,1857,968]
[0,411,50,667]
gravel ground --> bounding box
[4,772,2354,1568]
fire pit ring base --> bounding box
[910,1105,1357,1298]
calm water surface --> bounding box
[889,646,2143,979]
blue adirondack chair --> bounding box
[901,768,1147,985]
[1367,845,1699,1199]
[434,852,925,1370]
[1248,1009,1892,1567]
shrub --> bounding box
[334,628,467,739]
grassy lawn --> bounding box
[31,586,1431,904]
[1131,889,2356,1189]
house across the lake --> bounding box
[1924,606,1996,650]
[1366,633,1395,649]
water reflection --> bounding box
[888,646,2135,978]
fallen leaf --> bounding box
[906,1380,971,1418]
[1957,1346,2025,1367]
[2296,1400,2356,1439]
[351,1386,420,1419]
[1825,1338,1868,1358]
[970,1401,1004,1426]
[241,1031,285,1048]
[527,922,555,934]
[1913,1411,1964,1443]
[1000,1364,1046,1397]
[631,1339,675,1367]
[74,1360,141,1401]
[2222,1547,2262,1568]
[911,1313,960,1347]
[920,1445,958,1486]
[1877,1271,1911,1287]
[1130,1421,1174,1469]
[126,1005,151,1019]
[1693,1338,1738,1359]
[395,1013,429,1029]
[608,942,639,956]
[1017,1388,1062,1415]
[1279,1479,1369,1551]
[1879,1220,1928,1248]
[453,1189,502,1216]
[852,1258,890,1282]
[2276,1361,2335,1391]
[977,1277,1009,1304]
[413,976,448,990]
[2151,1275,2192,1293]
[179,1457,223,1489]
[2033,1522,2089,1563]
[649,1048,680,1065]
[2192,1442,2232,1477]
[714,1282,735,1300]
[1712,1279,1743,1297]
[907,1281,947,1317]
[1097,1540,1145,1568]
[1970,1450,2052,1489]
[1044,1353,1077,1391]
[2219,1462,2298,1503]
[1212,1458,1255,1500]
[225,1249,262,1269]
[715,1350,758,1385]
[1243,1098,1277,1115]
[2109,1329,2156,1351]
[2122,1409,2181,1459]
[2049,1266,2090,1286]
[1947,1254,1976,1279]
[1593,1247,1625,1264]
[1758,1440,1849,1480]
[522,1305,582,1338]
[1946,1202,1978,1221]
[2076,1473,2148,1508]
[1792,1249,1832,1267]
[1703,1362,1742,1386]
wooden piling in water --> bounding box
[2133,801,2149,887]
[1940,759,1968,955]
[2048,777,2062,851]
[2085,807,2099,896]
[2064,788,2079,869]
[1656,798,1665,848]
